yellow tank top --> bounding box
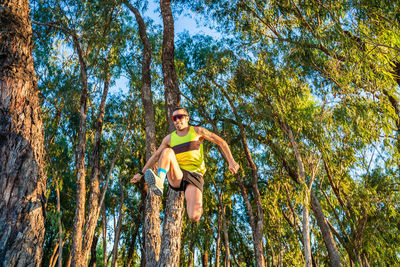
[170,126,206,175]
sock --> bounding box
[158,168,167,180]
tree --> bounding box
[0,0,46,265]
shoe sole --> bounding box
[144,169,163,196]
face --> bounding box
[172,109,189,131]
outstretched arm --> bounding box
[196,127,239,174]
[130,135,170,183]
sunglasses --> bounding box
[172,114,188,121]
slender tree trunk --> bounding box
[219,87,265,267]
[215,212,222,267]
[159,0,185,265]
[88,234,98,267]
[123,2,162,265]
[56,181,63,267]
[111,185,125,267]
[102,203,107,267]
[284,126,312,267]
[188,241,195,267]
[127,199,145,267]
[222,205,230,267]
[49,240,60,267]
[202,250,209,267]
[81,62,111,263]
[70,34,89,267]
[0,0,46,265]
[310,192,342,266]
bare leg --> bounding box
[159,148,183,188]
[185,184,203,222]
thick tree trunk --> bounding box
[0,1,46,265]
[81,63,111,263]
[159,0,184,266]
[123,2,162,265]
[160,0,180,129]
[70,34,89,267]
[158,189,185,266]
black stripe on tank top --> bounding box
[172,140,201,154]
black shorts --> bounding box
[169,169,204,193]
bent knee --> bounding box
[161,147,175,157]
[188,208,203,222]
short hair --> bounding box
[172,106,188,115]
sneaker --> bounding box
[144,169,164,196]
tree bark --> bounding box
[88,234,98,267]
[81,62,111,264]
[285,126,312,267]
[310,192,342,267]
[222,205,230,267]
[160,0,180,130]
[102,203,107,267]
[56,181,62,267]
[0,1,46,265]
[111,185,125,267]
[70,33,89,267]
[219,86,265,267]
[158,189,185,266]
[123,2,162,265]
[159,0,185,266]
[202,250,209,267]
[215,211,222,267]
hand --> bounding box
[130,173,143,183]
[229,160,239,174]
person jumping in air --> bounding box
[130,107,239,222]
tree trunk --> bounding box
[123,2,162,265]
[111,185,125,267]
[215,212,222,267]
[285,126,312,267]
[310,192,342,267]
[82,62,111,263]
[159,0,184,266]
[202,250,208,267]
[219,87,265,267]
[0,0,46,265]
[70,33,89,267]
[158,189,185,266]
[222,206,230,267]
[160,0,180,129]
[127,199,145,267]
[102,203,107,267]
[56,181,62,267]
[49,240,60,267]
[88,234,98,267]
[188,240,195,267]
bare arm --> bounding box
[130,135,171,183]
[196,127,239,174]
